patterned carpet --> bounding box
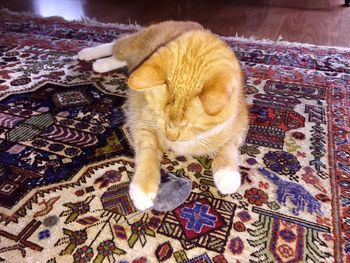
[0,9,349,263]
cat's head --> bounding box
[127,31,243,142]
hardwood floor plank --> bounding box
[280,7,347,46]
[257,9,285,41]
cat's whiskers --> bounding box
[130,120,158,130]
[195,137,229,165]
[194,137,217,152]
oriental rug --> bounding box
[0,8,349,263]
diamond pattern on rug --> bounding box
[158,193,235,253]
[173,198,226,240]
[52,89,91,107]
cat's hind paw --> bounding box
[78,47,96,61]
[129,182,157,211]
[92,57,127,73]
[214,168,241,194]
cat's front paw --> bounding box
[214,168,241,194]
[129,181,157,211]
[78,48,95,61]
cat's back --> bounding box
[115,21,203,71]
[168,30,238,64]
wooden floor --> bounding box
[0,0,349,47]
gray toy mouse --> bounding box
[121,172,192,224]
[153,172,192,212]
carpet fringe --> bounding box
[221,34,350,51]
[80,16,141,30]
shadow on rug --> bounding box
[0,8,349,263]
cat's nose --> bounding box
[165,126,179,142]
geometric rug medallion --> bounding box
[158,193,235,253]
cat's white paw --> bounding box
[129,182,157,211]
[214,168,241,194]
[78,48,95,61]
[92,59,111,73]
[92,57,126,73]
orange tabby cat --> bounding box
[78,21,249,211]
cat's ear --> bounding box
[128,55,166,90]
[199,71,238,115]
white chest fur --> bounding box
[165,115,234,156]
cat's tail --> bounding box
[258,168,280,182]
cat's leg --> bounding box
[129,129,162,211]
[92,56,127,73]
[78,42,115,61]
[212,141,241,194]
